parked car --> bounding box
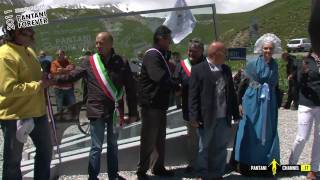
[287,38,311,52]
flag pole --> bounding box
[211,4,218,40]
[45,88,62,164]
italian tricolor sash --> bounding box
[89,53,125,126]
[180,58,192,77]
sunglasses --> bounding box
[19,28,35,37]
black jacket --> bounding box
[54,49,138,119]
[138,46,178,110]
[298,55,320,107]
[189,61,240,127]
[174,56,205,121]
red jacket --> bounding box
[50,59,74,89]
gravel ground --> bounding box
[0,109,318,179]
[59,109,317,180]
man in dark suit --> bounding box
[137,25,178,179]
[189,41,240,180]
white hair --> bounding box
[254,33,282,54]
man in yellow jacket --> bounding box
[0,24,53,179]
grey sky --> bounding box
[29,0,273,15]
[116,0,274,14]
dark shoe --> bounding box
[152,168,174,177]
[291,106,298,110]
[113,175,126,180]
[282,102,290,109]
[211,177,223,180]
[225,162,237,174]
[136,172,149,180]
[109,174,126,180]
[282,106,290,109]
[88,176,99,180]
[291,102,298,108]
[235,163,241,173]
[185,165,195,173]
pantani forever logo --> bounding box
[16,11,48,28]
[4,5,49,30]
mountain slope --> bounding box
[216,0,311,48]
[0,0,311,58]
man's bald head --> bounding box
[96,31,113,57]
[207,41,226,64]
[96,32,113,44]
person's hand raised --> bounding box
[39,73,54,88]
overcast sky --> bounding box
[116,0,274,14]
[29,0,274,15]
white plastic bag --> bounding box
[16,118,34,143]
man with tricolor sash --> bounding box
[174,38,205,173]
[53,32,138,180]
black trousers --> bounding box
[1,116,52,180]
[284,79,298,108]
[137,107,167,173]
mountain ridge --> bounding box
[0,0,311,58]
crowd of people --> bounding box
[0,2,320,180]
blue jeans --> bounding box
[54,88,76,112]
[196,118,231,179]
[88,117,119,180]
[1,116,53,180]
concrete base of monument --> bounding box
[21,107,237,179]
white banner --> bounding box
[163,0,196,44]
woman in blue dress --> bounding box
[235,33,282,175]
